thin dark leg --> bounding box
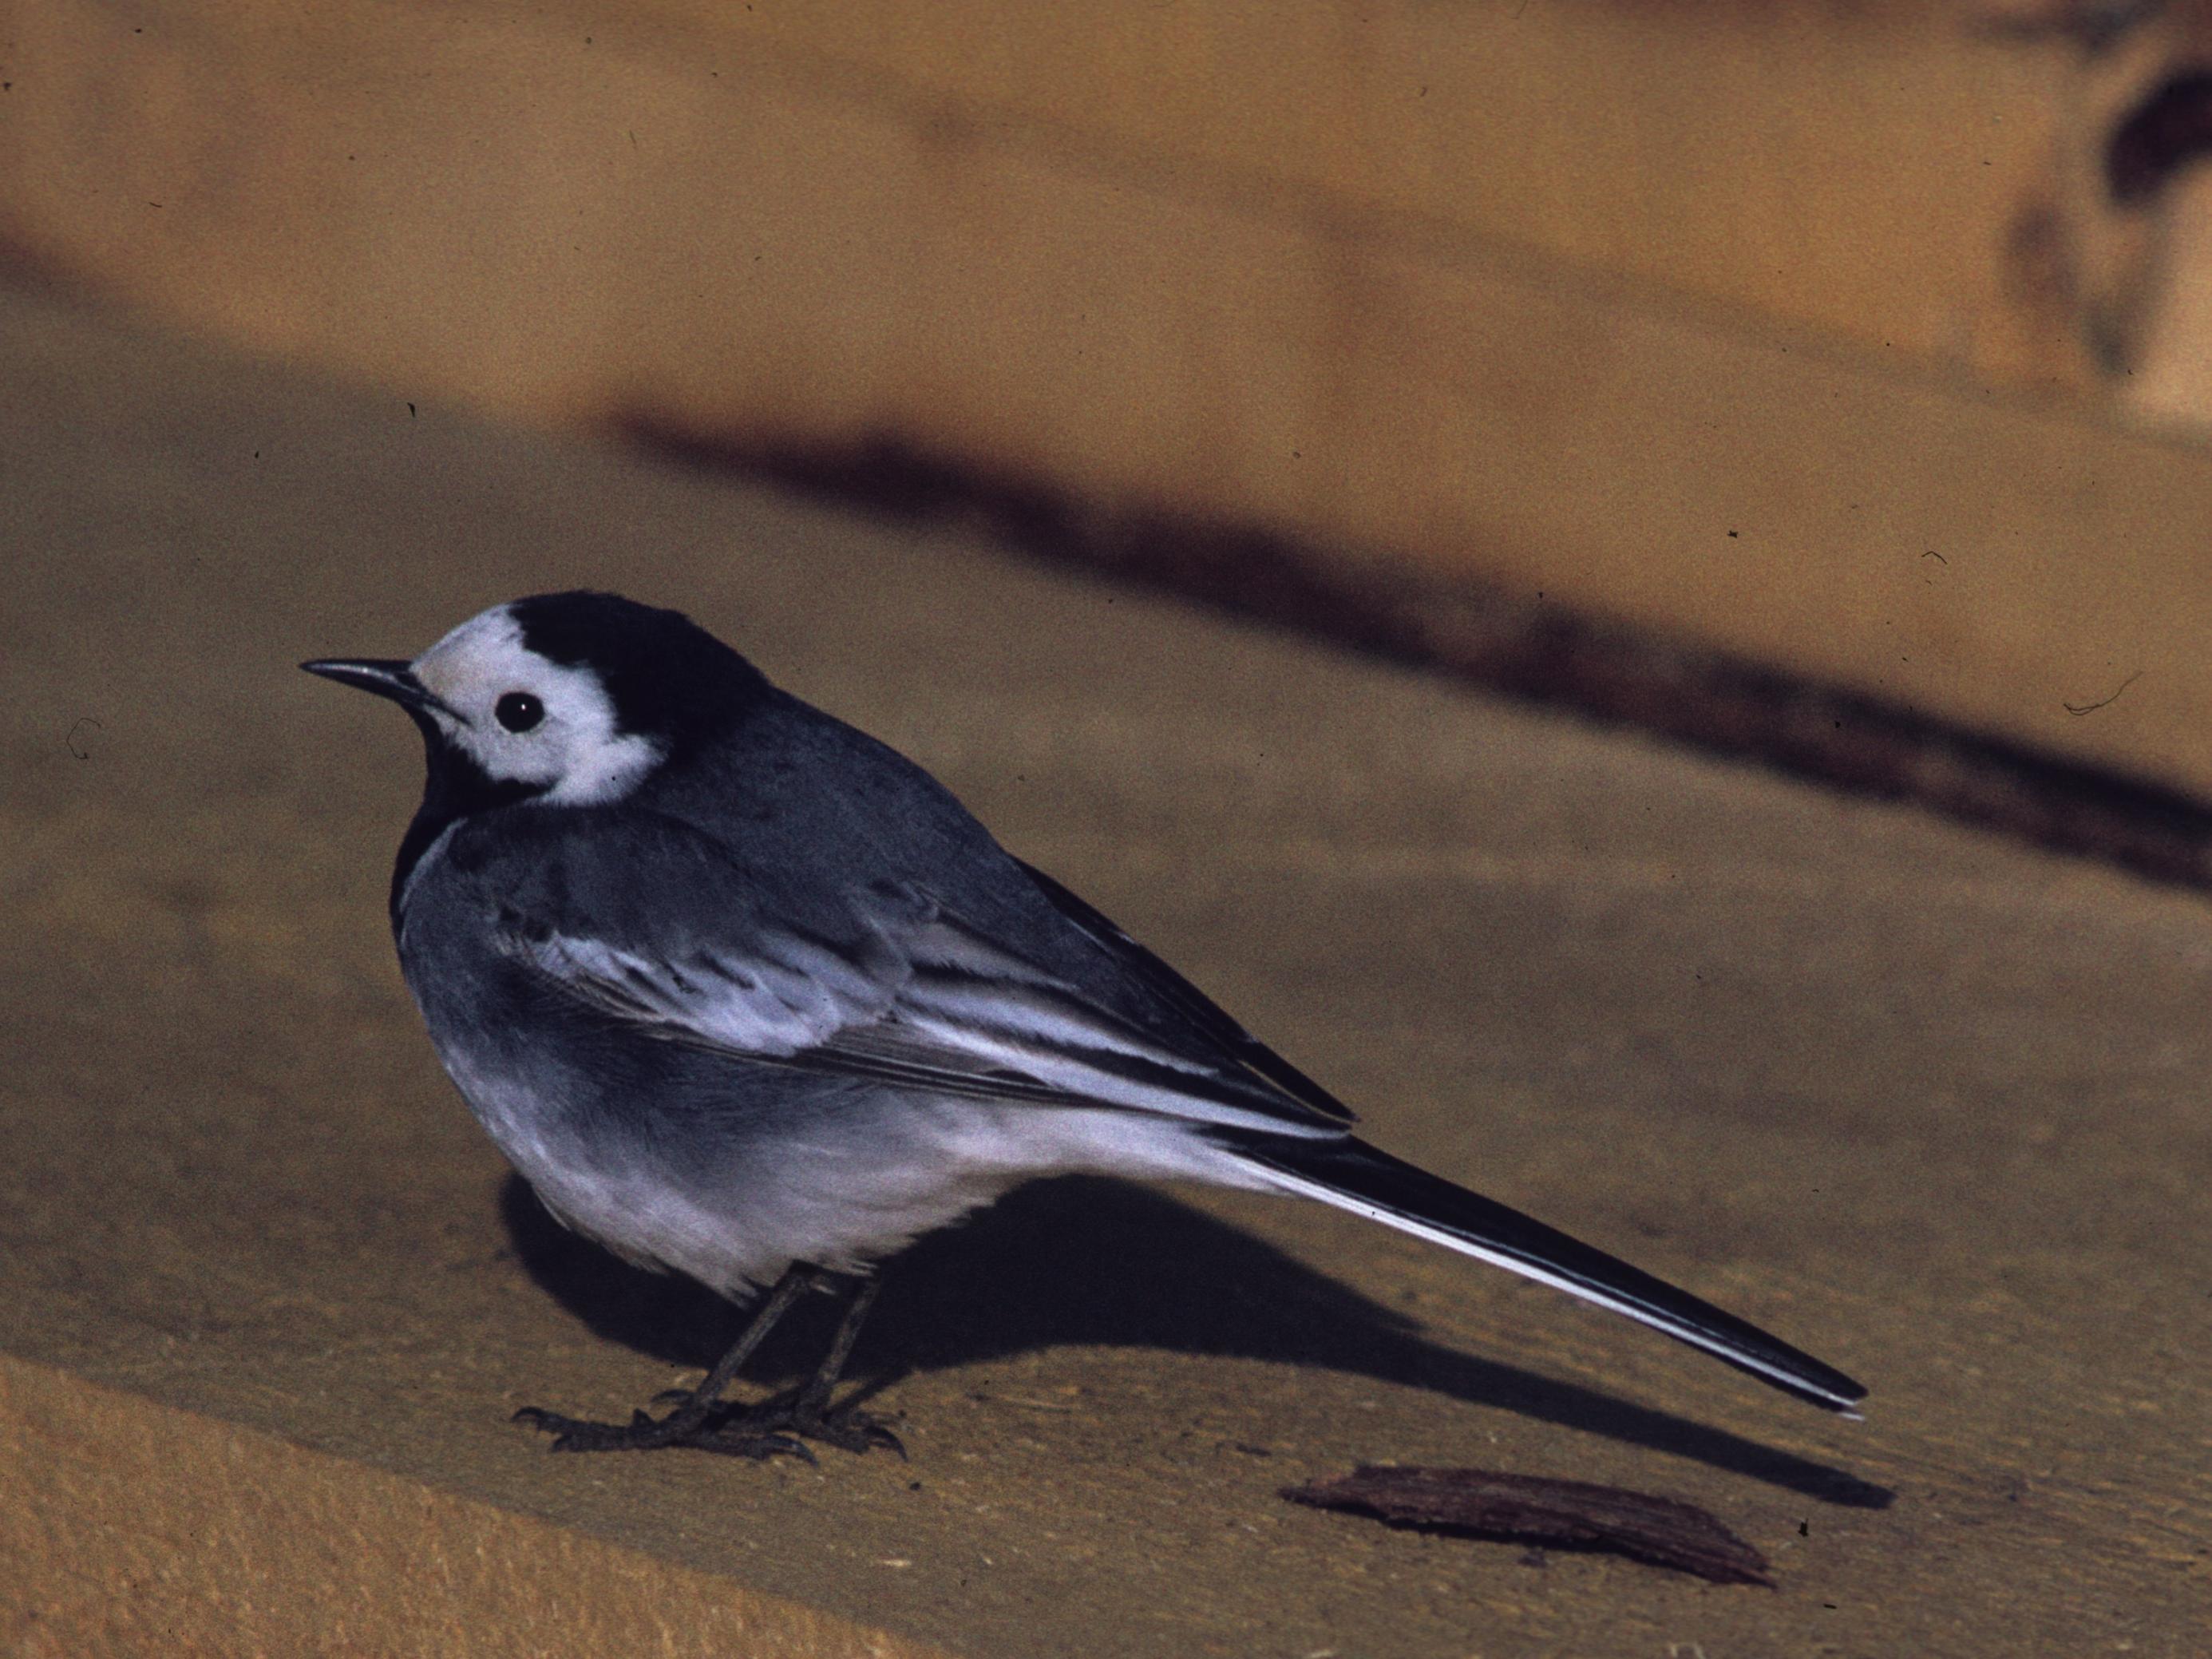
[513,1263,814,1455]
[799,1273,878,1413]
[699,1273,902,1459]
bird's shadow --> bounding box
[499,1173,1892,1510]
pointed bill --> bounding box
[301,657,453,719]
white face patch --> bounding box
[411,605,665,804]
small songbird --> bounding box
[304,591,1863,1461]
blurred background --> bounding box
[11,0,2212,877]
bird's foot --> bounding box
[512,1402,816,1462]
[512,1393,902,1462]
[740,1388,907,1459]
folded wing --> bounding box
[488,811,1346,1140]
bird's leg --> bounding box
[699,1273,904,1459]
[513,1263,814,1456]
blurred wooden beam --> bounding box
[0,1355,933,1657]
[6,0,2212,799]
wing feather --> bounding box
[1013,858,1357,1125]
[489,827,1342,1138]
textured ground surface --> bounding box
[3,288,2208,1653]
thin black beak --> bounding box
[300,657,452,719]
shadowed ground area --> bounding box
[504,1175,1891,1512]
[3,288,2208,1653]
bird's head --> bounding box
[303,591,770,807]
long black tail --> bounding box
[1222,1132,1866,1415]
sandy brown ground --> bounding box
[2,288,2207,1653]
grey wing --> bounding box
[489,813,1345,1140]
[1011,858,1356,1126]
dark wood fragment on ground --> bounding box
[1281,1466,1774,1586]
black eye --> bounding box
[494,691,544,733]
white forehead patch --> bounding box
[411,605,663,804]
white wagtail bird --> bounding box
[304,591,1864,1460]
